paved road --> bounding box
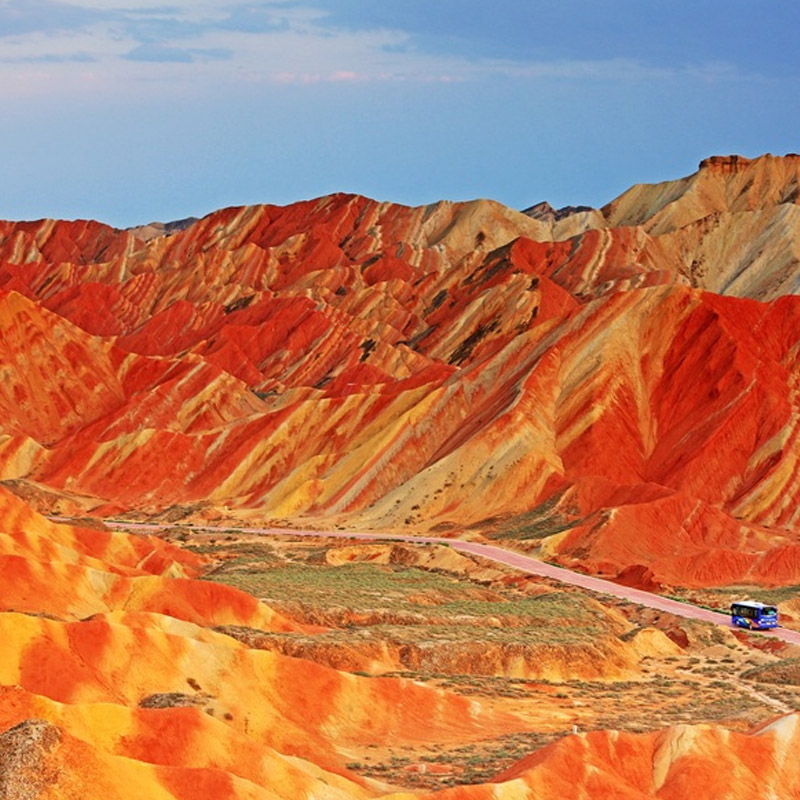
[64,518,800,647]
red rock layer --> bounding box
[0,491,529,798]
[3,476,800,798]
[1,157,800,587]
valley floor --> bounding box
[156,526,800,792]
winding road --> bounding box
[73,518,800,648]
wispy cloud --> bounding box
[0,0,757,100]
[0,51,95,63]
[123,43,233,63]
[0,0,102,36]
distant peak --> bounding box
[523,200,595,223]
[524,200,555,215]
[127,216,198,242]
[698,154,752,174]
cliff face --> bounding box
[1,157,800,588]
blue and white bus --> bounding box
[730,601,778,630]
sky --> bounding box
[1,0,799,227]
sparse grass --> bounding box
[344,666,777,790]
[484,496,589,542]
[742,657,800,686]
[185,540,282,563]
[667,584,800,622]
[433,593,603,622]
[205,556,611,649]
[208,562,469,609]
[706,584,800,605]
[352,730,562,789]
[189,532,793,792]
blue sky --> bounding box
[1,0,799,227]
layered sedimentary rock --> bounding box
[477,714,800,800]
[1,155,800,588]
[0,490,530,798]
[2,483,799,798]
[4,153,800,794]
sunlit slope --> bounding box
[2,283,800,587]
[413,714,800,800]
[2,491,799,798]
[2,157,800,587]
[0,493,529,798]
[579,153,800,299]
[5,709,800,799]
[0,694,370,800]
[602,154,800,235]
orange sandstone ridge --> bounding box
[2,482,800,797]
[1,154,800,596]
[0,489,520,798]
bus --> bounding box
[730,601,778,630]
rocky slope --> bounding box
[0,490,532,798]
[2,155,800,593]
[2,490,799,799]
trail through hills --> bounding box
[88,518,800,649]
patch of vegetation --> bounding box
[359,339,376,361]
[741,586,798,604]
[350,729,562,790]
[205,557,609,644]
[695,584,800,606]
[139,692,211,709]
[193,533,788,767]
[483,494,590,542]
[256,619,605,652]
[433,593,604,625]
[186,540,281,562]
[423,289,448,315]
[448,320,499,365]
[207,562,469,610]
[742,657,800,686]
[223,294,255,314]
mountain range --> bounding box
[3,154,800,797]
[3,154,800,588]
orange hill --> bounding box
[0,490,529,798]
[1,155,800,591]
[2,477,800,798]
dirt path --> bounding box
[70,518,800,647]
